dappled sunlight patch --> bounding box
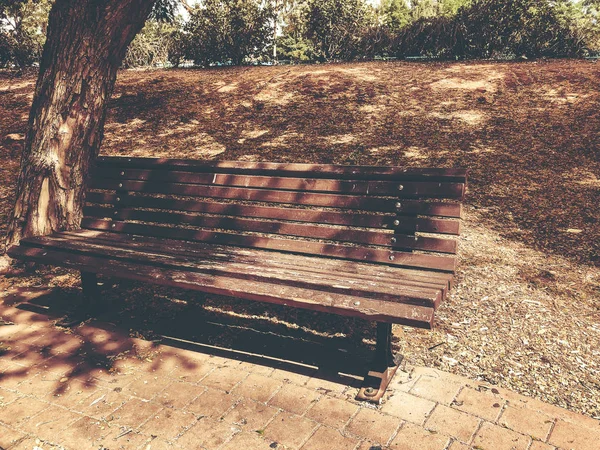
[5,133,24,142]
[430,109,486,126]
[430,69,504,93]
[260,131,303,148]
[180,133,226,157]
[0,79,35,92]
[368,145,401,155]
[106,117,147,131]
[237,154,261,161]
[466,144,497,155]
[156,121,203,138]
[540,87,588,105]
[403,146,429,160]
[358,104,386,115]
[335,67,380,82]
[322,134,355,145]
[253,89,295,106]
[240,128,270,139]
[217,82,239,93]
[564,168,600,187]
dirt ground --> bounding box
[1,60,599,418]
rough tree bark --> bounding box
[4,0,157,252]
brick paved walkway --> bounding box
[0,290,598,450]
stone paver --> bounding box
[185,387,239,419]
[268,383,321,415]
[20,404,81,438]
[199,365,248,391]
[346,407,401,445]
[304,370,350,394]
[301,425,359,450]
[167,360,215,384]
[0,423,27,449]
[271,367,315,385]
[472,421,532,450]
[100,427,151,449]
[528,440,557,450]
[175,417,240,448]
[499,405,554,441]
[231,372,282,403]
[548,418,600,449]
[424,404,480,443]
[153,380,204,409]
[139,407,199,440]
[78,387,129,418]
[447,441,470,450]
[55,416,112,449]
[0,397,49,427]
[453,386,505,421]
[381,390,436,425]
[220,431,274,450]
[263,412,318,449]
[122,375,173,401]
[109,398,163,429]
[42,377,99,410]
[0,387,22,405]
[0,290,598,450]
[306,394,359,429]
[408,370,463,405]
[223,398,279,430]
[390,422,450,450]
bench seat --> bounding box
[11,229,453,329]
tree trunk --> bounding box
[5,0,156,251]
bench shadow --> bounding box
[1,282,384,399]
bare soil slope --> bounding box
[1,60,599,417]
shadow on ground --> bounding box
[0,279,376,398]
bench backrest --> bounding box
[84,157,467,274]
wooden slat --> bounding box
[83,206,458,254]
[93,168,465,199]
[90,179,396,210]
[81,218,457,272]
[7,245,435,328]
[61,229,454,290]
[96,156,468,183]
[21,235,443,308]
[50,230,453,304]
[86,191,464,220]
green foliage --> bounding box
[576,0,600,53]
[150,0,177,22]
[303,0,377,61]
[380,0,411,32]
[408,0,471,19]
[393,0,585,59]
[178,0,275,66]
[124,18,182,68]
[1,0,598,68]
[276,33,313,61]
[0,0,51,68]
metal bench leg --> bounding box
[356,322,403,403]
[56,272,102,327]
[81,271,100,310]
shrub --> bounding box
[180,0,275,67]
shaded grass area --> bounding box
[1,61,599,417]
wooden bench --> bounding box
[8,156,467,403]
